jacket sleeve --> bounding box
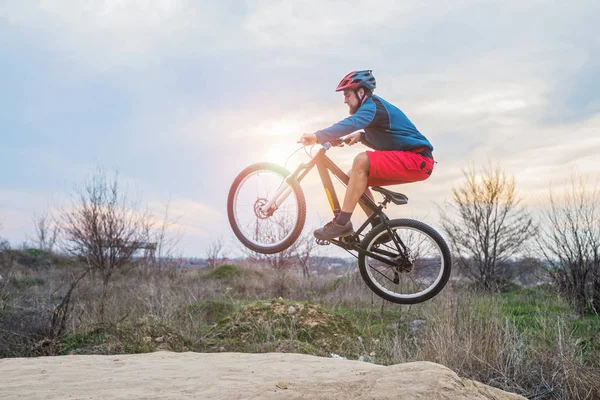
[314,101,376,144]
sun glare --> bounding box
[264,143,301,165]
[261,120,305,165]
[265,121,300,137]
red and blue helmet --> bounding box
[335,70,376,92]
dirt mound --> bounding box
[0,352,527,399]
[205,300,360,357]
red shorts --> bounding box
[366,148,434,187]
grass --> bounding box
[206,264,242,280]
[10,276,45,289]
[60,331,106,354]
[185,300,236,325]
[1,256,599,399]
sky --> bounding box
[1,0,599,257]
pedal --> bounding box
[316,239,330,246]
[340,235,359,244]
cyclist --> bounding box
[298,70,434,240]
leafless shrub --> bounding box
[33,212,58,252]
[242,226,325,297]
[50,269,89,338]
[294,229,324,279]
[536,173,600,315]
[206,236,226,268]
[59,169,153,322]
[151,197,183,272]
[439,164,537,291]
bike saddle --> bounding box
[371,186,409,205]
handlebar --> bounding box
[301,131,363,151]
[326,139,345,148]
[323,136,354,150]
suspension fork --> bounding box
[260,161,314,214]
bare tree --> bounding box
[295,228,325,278]
[242,214,308,271]
[244,225,324,274]
[536,174,600,315]
[59,170,152,322]
[152,197,182,271]
[439,164,536,290]
[245,241,298,271]
[206,236,226,268]
[33,212,58,252]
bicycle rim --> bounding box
[360,220,449,303]
[231,168,301,251]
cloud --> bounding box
[543,61,600,124]
[1,1,242,73]
[148,196,224,233]
[0,189,67,246]
[146,197,230,256]
[2,0,600,257]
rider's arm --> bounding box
[314,100,376,144]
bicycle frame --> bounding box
[260,145,408,268]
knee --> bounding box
[352,152,370,174]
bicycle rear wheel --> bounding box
[227,163,306,254]
[358,219,451,304]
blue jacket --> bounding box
[314,95,433,152]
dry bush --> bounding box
[439,164,536,291]
[0,252,85,357]
[59,169,154,323]
[33,212,58,252]
[321,271,384,307]
[528,317,600,399]
[536,173,600,315]
[205,236,226,269]
[419,290,527,393]
[361,286,600,399]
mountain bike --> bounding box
[227,139,452,304]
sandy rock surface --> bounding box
[0,351,526,400]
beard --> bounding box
[348,103,360,115]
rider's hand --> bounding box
[345,131,362,146]
[298,133,317,146]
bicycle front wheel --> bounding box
[358,219,452,304]
[227,163,306,254]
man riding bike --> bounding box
[298,70,434,240]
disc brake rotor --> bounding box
[253,198,273,219]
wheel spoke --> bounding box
[367,262,397,284]
[229,164,305,253]
[359,220,449,304]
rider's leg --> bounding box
[346,163,374,216]
[314,153,369,239]
[340,152,370,215]
[348,170,376,216]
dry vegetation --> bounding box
[2,168,599,400]
[1,250,599,400]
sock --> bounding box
[335,211,352,225]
